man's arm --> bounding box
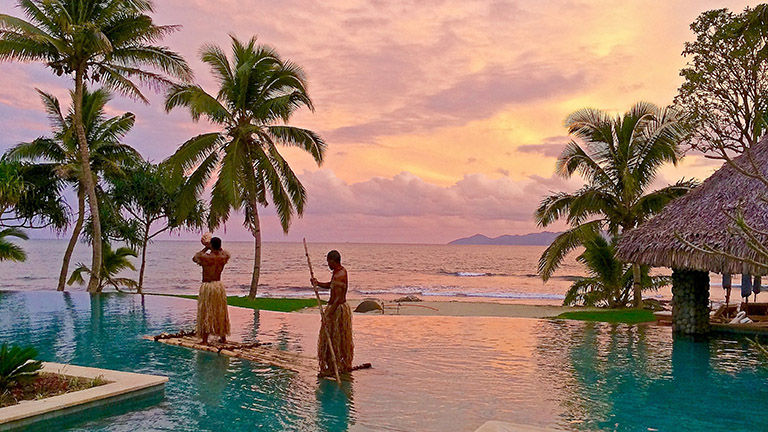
[193,247,209,265]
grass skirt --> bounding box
[318,302,354,374]
[196,281,230,337]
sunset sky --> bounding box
[0,0,760,244]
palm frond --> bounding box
[538,220,602,281]
[267,125,326,164]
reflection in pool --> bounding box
[0,291,766,431]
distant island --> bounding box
[448,232,562,246]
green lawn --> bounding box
[152,294,323,312]
[556,309,657,324]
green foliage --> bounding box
[556,309,657,324]
[0,159,24,207]
[68,242,138,291]
[675,7,768,155]
[80,191,145,248]
[0,159,68,231]
[161,294,323,313]
[108,162,206,291]
[563,233,670,308]
[1,0,192,291]
[7,88,140,184]
[740,5,768,60]
[110,162,206,237]
[535,102,695,281]
[0,343,43,391]
[6,88,141,247]
[0,0,192,102]
[164,36,325,232]
[0,227,29,262]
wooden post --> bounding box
[303,239,342,384]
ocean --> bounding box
[2,239,682,304]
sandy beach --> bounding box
[298,299,581,319]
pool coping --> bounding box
[475,421,563,432]
[0,362,168,431]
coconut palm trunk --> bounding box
[74,67,103,293]
[249,202,262,299]
[632,263,643,308]
[57,187,85,291]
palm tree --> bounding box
[165,36,326,298]
[0,0,192,292]
[535,102,695,307]
[6,88,140,291]
[0,228,28,262]
[67,242,137,292]
[564,233,669,307]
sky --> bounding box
[0,0,761,244]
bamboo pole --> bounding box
[303,238,342,384]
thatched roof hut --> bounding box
[616,136,768,275]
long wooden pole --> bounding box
[303,239,342,384]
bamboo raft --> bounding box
[146,331,371,376]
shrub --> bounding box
[0,343,43,390]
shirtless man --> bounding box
[193,236,231,345]
[311,250,354,374]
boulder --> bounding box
[354,300,383,313]
[395,295,422,302]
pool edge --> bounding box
[0,362,168,431]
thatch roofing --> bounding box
[616,136,768,275]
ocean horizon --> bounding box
[2,239,682,304]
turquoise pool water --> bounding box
[1,291,767,431]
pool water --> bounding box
[1,291,767,432]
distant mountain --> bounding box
[448,232,562,246]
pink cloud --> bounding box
[1,0,758,244]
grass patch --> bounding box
[154,294,322,313]
[556,309,656,324]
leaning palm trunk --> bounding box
[74,67,102,293]
[57,187,85,291]
[632,263,642,308]
[249,203,262,299]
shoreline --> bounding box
[299,298,587,319]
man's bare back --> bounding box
[193,248,231,282]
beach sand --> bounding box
[298,299,581,319]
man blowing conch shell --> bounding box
[193,233,231,345]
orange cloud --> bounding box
[0,0,761,242]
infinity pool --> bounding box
[1,291,766,431]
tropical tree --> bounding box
[674,8,768,160]
[164,36,326,298]
[109,162,206,292]
[6,88,140,291]
[0,159,68,262]
[0,228,28,262]
[564,233,669,307]
[0,0,192,292]
[0,159,68,231]
[535,102,695,308]
[67,242,137,292]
